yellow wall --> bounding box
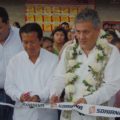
[0,0,120,27]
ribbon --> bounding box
[1,102,120,118]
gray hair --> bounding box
[75,8,101,28]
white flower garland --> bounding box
[64,39,112,102]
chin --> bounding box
[27,51,35,55]
[80,43,86,47]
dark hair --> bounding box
[103,22,111,27]
[51,27,68,42]
[75,8,101,28]
[13,21,21,28]
[19,23,43,41]
[42,36,53,43]
[61,22,69,27]
[107,30,118,39]
[111,37,120,45]
[0,7,9,23]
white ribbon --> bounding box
[1,102,120,118]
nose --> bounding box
[58,35,62,40]
[76,32,85,40]
[26,42,33,49]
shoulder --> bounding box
[59,39,76,56]
[9,26,21,43]
[8,51,26,66]
[101,39,120,58]
[11,26,19,32]
[10,26,20,39]
[61,41,75,55]
[41,48,58,62]
[9,26,23,47]
[41,49,59,69]
[106,43,120,66]
[108,43,120,55]
[10,26,20,35]
[98,38,119,55]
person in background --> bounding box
[50,8,120,120]
[112,24,120,38]
[0,6,23,120]
[51,27,68,55]
[5,23,58,120]
[103,22,111,32]
[13,21,21,28]
[42,36,54,53]
[106,31,118,43]
[111,37,120,51]
[59,26,76,59]
[67,28,76,41]
[60,22,70,31]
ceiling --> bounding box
[0,0,119,5]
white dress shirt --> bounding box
[0,26,23,88]
[5,48,58,120]
[51,43,120,120]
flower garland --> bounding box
[64,39,112,102]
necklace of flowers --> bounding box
[64,39,112,102]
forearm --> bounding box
[85,81,120,105]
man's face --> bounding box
[0,17,9,42]
[75,21,100,50]
[21,32,41,58]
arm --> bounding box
[4,60,23,102]
[50,48,68,102]
[59,40,74,59]
[84,46,120,105]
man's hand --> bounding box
[74,98,87,105]
[20,92,41,102]
[50,95,59,104]
[30,95,41,102]
[20,92,31,102]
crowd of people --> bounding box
[0,6,120,120]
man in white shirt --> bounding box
[0,7,23,120]
[50,8,120,120]
[5,23,58,120]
